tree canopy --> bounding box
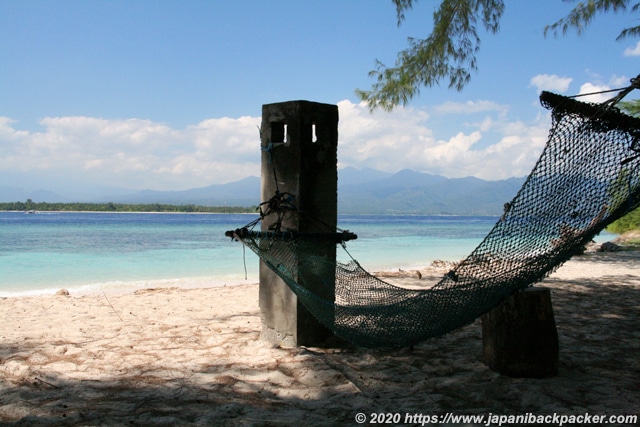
[357,0,640,111]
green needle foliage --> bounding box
[356,0,504,111]
[544,0,640,39]
[358,0,640,111]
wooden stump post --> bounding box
[482,287,559,378]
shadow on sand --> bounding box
[1,260,639,426]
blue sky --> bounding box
[1,0,639,195]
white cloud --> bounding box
[434,100,508,116]
[577,82,612,103]
[0,99,555,192]
[0,115,261,190]
[624,40,640,56]
[537,71,635,106]
[336,100,549,180]
[529,74,573,93]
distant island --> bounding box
[0,200,257,214]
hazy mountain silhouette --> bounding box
[1,169,524,215]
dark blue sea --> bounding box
[0,212,613,297]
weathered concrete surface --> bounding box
[259,101,338,347]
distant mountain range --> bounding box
[337,168,524,215]
[0,168,525,215]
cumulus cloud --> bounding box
[0,115,261,190]
[577,82,613,103]
[529,74,573,93]
[624,40,640,56]
[575,75,630,103]
[337,101,549,180]
[0,98,555,192]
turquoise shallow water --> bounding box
[0,212,614,296]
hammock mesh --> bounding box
[229,91,640,348]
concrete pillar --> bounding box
[259,101,338,347]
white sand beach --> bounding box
[1,250,639,426]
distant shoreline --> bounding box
[0,201,257,214]
[10,210,259,215]
[2,208,503,217]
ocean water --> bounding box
[0,211,614,297]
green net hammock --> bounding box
[227,90,640,348]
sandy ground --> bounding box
[1,250,639,426]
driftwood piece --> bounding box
[482,287,559,378]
